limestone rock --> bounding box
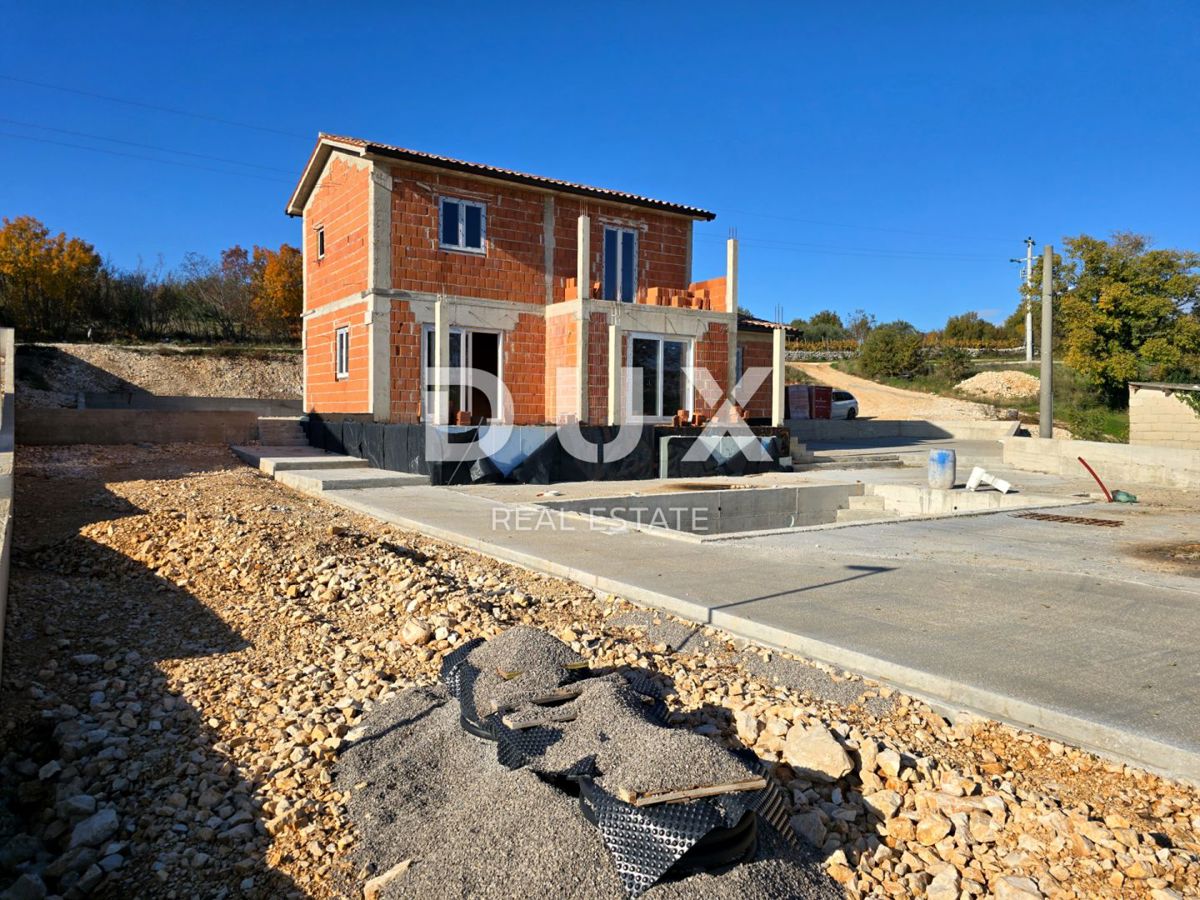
[994,874,1044,899]
[916,811,952,846]
[782,725,853,782]
[401,619,432,646]
[863,790,903,820]
[69,808,119,849]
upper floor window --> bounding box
[316,225,326,259]
[603,226,637,302]
[440,197,486,253]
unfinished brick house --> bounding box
[286,134,784,426]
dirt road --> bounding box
[790,361,999,421]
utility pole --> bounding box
[1010,237,1035,362]
[1038,245,1054,438]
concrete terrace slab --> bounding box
[231,445,370,476]
[274,467,430,496]
[308,477,1200,783]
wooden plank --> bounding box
[617,777,767,807]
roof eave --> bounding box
[286,136,716,221]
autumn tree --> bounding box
[0,216,102,338]
[250,244,302,340]
[1035,234,1200,405]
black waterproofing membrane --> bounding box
[303,416,791,486]
[438,636,798,897]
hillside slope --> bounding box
[16,343,301,408]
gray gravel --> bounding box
[465,626,582,714]
[510,676,757,797]
[337,685,839,900]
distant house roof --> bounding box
[1130,381,1200,393]
[737,313,797,336]
[286,133,717,220]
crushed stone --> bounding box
[956,370,1040,400]
[336,685,838,900]
[464,626,581,714]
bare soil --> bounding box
[790,362,1001,421]
[15,343,301,408]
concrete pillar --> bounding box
[1039,245,1054,438]
[726,237,738,313]
[577,214,591,300]
[726,237,740,401]
[433,295,450,425]
[771,327,785,426]
[576,307,589,423]
[607,323,621,426]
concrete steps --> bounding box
[257,416,308,447]
[847,494,887,510]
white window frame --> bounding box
[603,226,638,302]
[438,196,487,254]
[624,331,693,422]
[419,325,505,422]
[335,326,350,380]
[316,225,325,260]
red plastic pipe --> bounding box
[1077,456,1113,502]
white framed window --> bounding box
[626,332,693,421]
[439,197,486,253]
[317,225,326,259]
[419,326,504,423]
[603,226,637,302]
[335,326,350,379]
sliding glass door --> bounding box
[627,333,692,420]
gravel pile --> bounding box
[336,677,837,899]
[463,625,582,714]
[955,370,1041,400]
[2,445,1198,899]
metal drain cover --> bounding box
[1013,512,1124,527]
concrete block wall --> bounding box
[1002,436,1200,490]
[388,302,423,422]
[1129,386,1200,449]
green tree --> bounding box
[859,322,925,378]
[942,311,1004,344]
[1052,233,1200,405]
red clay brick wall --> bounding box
[586,312,610,422]
[738,334,774,418]
[506,312,546,424]
[306,155,370,310]
[389,303,422,423]
[694,323,731,418]
[306,302,370,413]
[388,165,545,303]
[544,314,577,421]
[551,198,692,303]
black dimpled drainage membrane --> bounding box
[440,640,797,898]
[579,777,759,897]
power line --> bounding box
[0,131,293,183]
[709,206,1014,245]
[0,117,294,173]
[0,73,309,140]
[693,232,998,262]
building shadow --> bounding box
[0,481,301,896]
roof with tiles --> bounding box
[286,133,716,220]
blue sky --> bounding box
[1,2,1197,331]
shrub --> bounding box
[934,347,973,383]
[859,326,926,378]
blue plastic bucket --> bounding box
[928,449,957,490]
